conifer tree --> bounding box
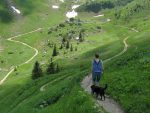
[70,44,73,51]
[75,47,77,51]
[47,58,55,74]
[59,44,63,49]
[62,37,66,44]
[56,64,60,72]
[66,40,70,49]
[32,61,43,79]
[79,31,83,42]
[52,44,57,56]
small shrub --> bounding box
[69,18,74,22]
[19,51,24,54]
[1,60,4,63]
[48,30,52,34]
[8,51,14,54]
[59,23,65,27]
[96,26,101,29]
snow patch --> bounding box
[94,14,104,18]
[66,5,80,18]
[11,6,21,14]
[72,5,80,9]
[59,0,64,2]
[76,37,79,40]
[107,18,111,22]
[52,5,59,9]
[66,10,78,18]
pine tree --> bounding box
[56,64,60,72]
[32,61,43,79]
[75,47,77,51]
[47,58,55,74]
[52,44,57,56]
[79,31,83,42]
[66,40,70,49]
[70,44,73,51]
[59,43,63,49]
[62,37,66,44]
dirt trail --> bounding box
[117,25,139,33]
[0,47,3,52]
[40,75,68,92]
[82,74,124,113]
[0,28,42,85]
[103,37,129,63]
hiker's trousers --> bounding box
[92,71,102,86]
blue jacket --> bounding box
[92,60,103,73]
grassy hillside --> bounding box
[0,0,65,37]
[0,0,150,113]
[114,0,150,20]
[102,21,150,113]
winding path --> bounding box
[0,28,42,85]
[103,37,129,63]
[40,75,68,92]
[117,25,139,33]
[81,27,139,113]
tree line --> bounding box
[77,0,114,13]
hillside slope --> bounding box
[0,0,150,113]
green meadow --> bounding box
[0,0,150,113]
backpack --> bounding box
[93,60,102,73]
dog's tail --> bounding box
[104,84,108,90]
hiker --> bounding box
[92,53,103,86]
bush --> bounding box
[48,30,52,34]
[1,60,4,63]
[69,18,74,22]
[96,26,101,29]
[8,51,14,54]
[59,23,65,27]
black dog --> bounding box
[91,84,108,100]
